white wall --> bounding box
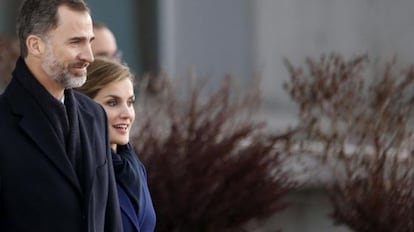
[159,0,254,84]
[254,0,414,130]
[159,0,414,130]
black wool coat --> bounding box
[0,58,123,232]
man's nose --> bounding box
[80,44,94,63]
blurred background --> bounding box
[2,0,414,231]
[3,0,414,129]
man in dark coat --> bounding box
[0,0,122,231]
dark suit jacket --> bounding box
[0,58,123,232]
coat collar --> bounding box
[5,84,82,194]
[4,57,98,195]
[76,96,99,194]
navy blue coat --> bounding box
[0,58,123,232]
[117,184,140,232]
[114,144,156,232]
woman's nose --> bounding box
[120,104,134,118]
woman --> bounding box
[76,58,156,232]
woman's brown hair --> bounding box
[76,58,134,98]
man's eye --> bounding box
[69,39,81,44]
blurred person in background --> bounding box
[92,22,122,61]
[0,36,19,91]
[76,58,156,232]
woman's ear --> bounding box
[26,35,44,57]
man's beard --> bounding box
[52,63,87,89]
[42,46,88,89]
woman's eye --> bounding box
[106,100,117,106]
[128,98,136,106]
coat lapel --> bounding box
[5,82,82,193]
[117,184,141,231]
[77,100,99,196]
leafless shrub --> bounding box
[284,53,414,232]
[132,74,296,232]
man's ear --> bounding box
[26,35,44,56]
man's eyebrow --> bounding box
[67,36,94,43]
